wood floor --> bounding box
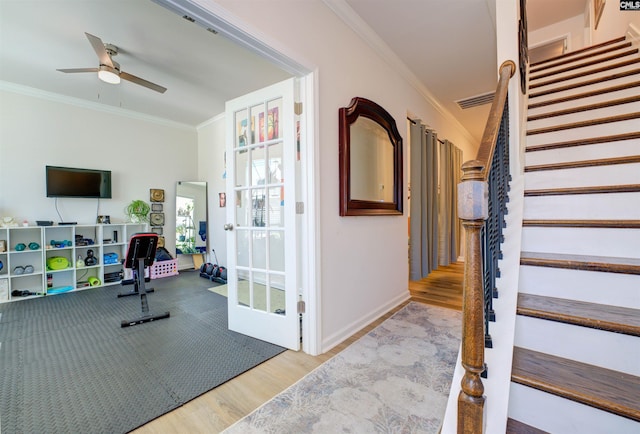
[133,264,463,433]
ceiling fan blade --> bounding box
[84,32,114,68]
[120,71,167,94]
[57,68,99,73]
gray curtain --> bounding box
[438,140,463,265]
[409,122,439,280]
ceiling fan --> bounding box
[57,32,167,94]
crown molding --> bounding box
[322,0,476,145]
[0,80,195,131]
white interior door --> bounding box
[225,78,299,350]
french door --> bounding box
[224,78,299,350]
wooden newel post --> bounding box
[457,159,488,433]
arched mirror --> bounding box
[175,181,208,258]
[339,97,403,216]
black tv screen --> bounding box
[46,166,112,198]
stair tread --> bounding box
[525,131,640,152]
[524,184,640,196]
[531,36,626,68]
[520,251,640,274]
[512,347,640,421]
[529,67,640,99]
[529,57,640,90]
[531,41,632,74]
[527,112,640,136]
[522,219,640,228]
[506,418,550,434]
[528,80,640,109]
[525,155,640,172]
[530,48,639,81]
[517,293,640,336]
[527,95,640,121]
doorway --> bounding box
[155,0,319,355]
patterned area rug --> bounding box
[224,302,462,433]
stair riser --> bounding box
[508,383,640,434]
[528,86,640,117]
[527,101,640,130]
[521,226,640,258]
[530,72,640,102]
[524,163,640,190]
[514,316,640,375]
[523,192,640,220]
[530,50,639,83]
[529,63,640,95]
[531,43,632,74]
[518,265,640,308]
[525,139,640,165]
[526,119,640,147]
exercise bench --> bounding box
[120,233,170,328]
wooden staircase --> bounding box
[506,36,640,433]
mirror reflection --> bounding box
[175,181,208,256]
[350,117,394,202]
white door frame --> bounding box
[155,0,321,355]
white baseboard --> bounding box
[320,291,410,353]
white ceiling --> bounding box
[0,0,586,139]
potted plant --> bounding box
[176,224,186,241]
[125,199,150,223]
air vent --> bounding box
[455,92,495,110]
[182,15,195,23]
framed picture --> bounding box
[150,212,165,226]
[151,227,163,235]
[151,203,163,212]
[157,236,165,248]
[150,188,165,202]
[96,215,111,224]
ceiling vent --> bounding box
[455,92,495,110]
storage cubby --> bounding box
[0,223,148,303]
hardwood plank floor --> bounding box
[134,264,463,433]
[409,262,464,311]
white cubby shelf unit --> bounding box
[0,223,148,303]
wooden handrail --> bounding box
[457,60,515,434]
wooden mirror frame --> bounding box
[339,97,403,216]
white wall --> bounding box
[209,0,479,352]
[197,114,227,265]
[0,88,198,255]
[592,0,640,44]
[529,14,586,51]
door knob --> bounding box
[224,223,234,231]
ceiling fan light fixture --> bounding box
[98,65,120,84]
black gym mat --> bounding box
[0,271,286,433]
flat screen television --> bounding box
[46,166,112,198]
